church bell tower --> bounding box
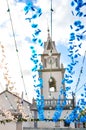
[37,29,75,127]
[40,29,65,100]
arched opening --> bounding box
[49,77,56,92]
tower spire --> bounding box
[50,0,53,40]
[47,0,53,40]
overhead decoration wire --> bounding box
[76,82,86,94]
[6,0,29,101]
[0,43,15,109]
[0,42,30,122]
[24,0,45,120]
[75,51,86,93]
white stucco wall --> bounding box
[22,121,34,129]
[0,122,16,130]
[38,121,55,128]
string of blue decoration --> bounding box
[65,0,86,123]
[24,1,45,120]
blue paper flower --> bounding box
[71,1,75,6]
[34,29,41,36]
[31,23,38,28]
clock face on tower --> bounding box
[47,56,55,64]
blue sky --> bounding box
[0,0,86,103]
[57,43,86,97]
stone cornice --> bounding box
[38,68,65,72]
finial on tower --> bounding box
[47,26,51,40]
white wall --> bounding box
[22,121,34,129]
[38,121,55,128]
[0,122,16,130]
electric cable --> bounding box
[51,0,52,40]
[75,51,86,93]
[6,0,30,102]
[75,82,86,93]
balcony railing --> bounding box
[44,98,74,110]
[31,98,75,110]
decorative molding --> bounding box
[38,68,65,72]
